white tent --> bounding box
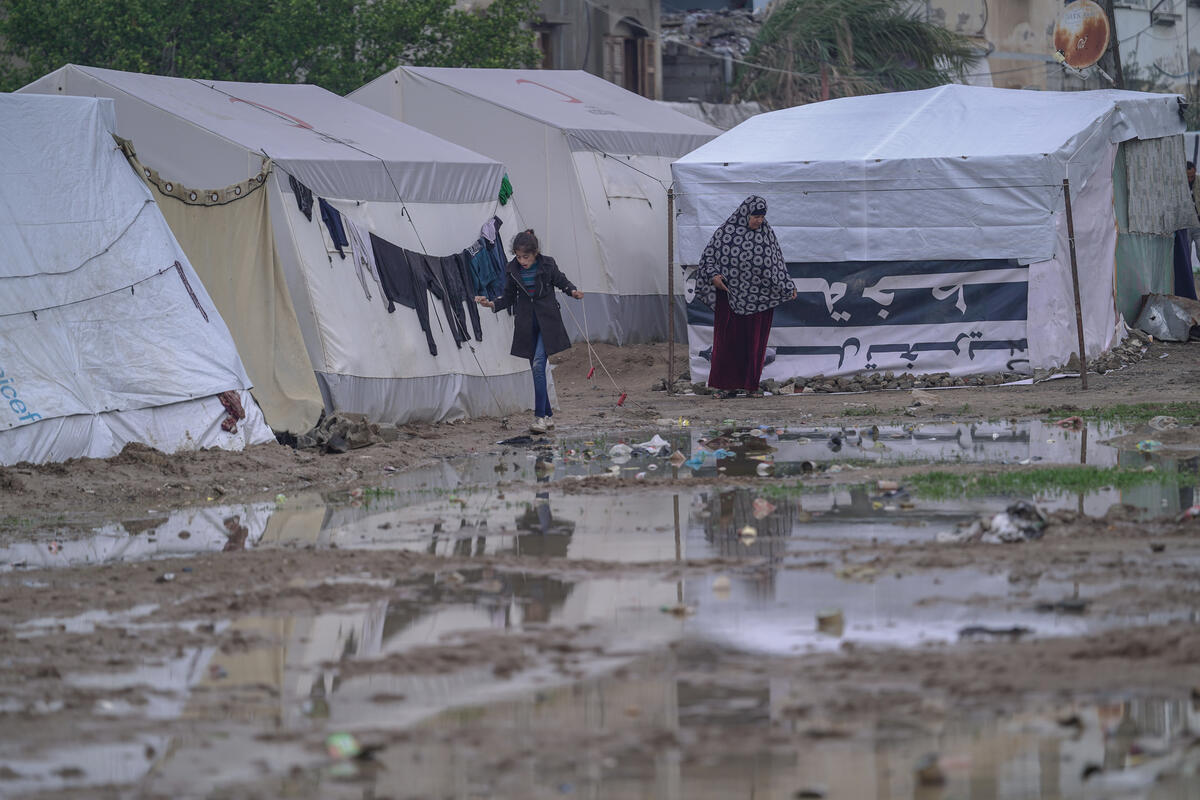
[22,65,536,431]
[672,84,1193,382]
[349,67,720,344]
[0,94,273,466]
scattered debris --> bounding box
[1034,598,1089,614]
[914,753,946,786]
[660,603,695,617]
[295,412,390,453]
[958,625,1033,640]
[1134,293,1200,342]
[815,609,844,637]
[946,501,1047,544]
[835,564,879,582]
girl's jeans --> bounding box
[530,315,551,418]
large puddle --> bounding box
[4,419,1200,797]
[3,419,1195,572]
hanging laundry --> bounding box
[419,253,468,348]
[480,215,499,244]
[288,174,314,221]
[371,233,438,356]
[452,251,483,341]
[318,198,348,259]
[342,215,382,302]
[498,173,513,206]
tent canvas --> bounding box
[0,93,273,465]
[671,84,1192,382]
[21,65,538,432]
[349,67,720,345]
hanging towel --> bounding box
[288,174,314,221]
[319,198,348,259]
[456,250,484,341]
[342,215,382,301]
[498,173,513,206]
[370,234,438,356]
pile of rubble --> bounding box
[292,412,405,453]
[1080,327,1151,375]
[660,9,761,59]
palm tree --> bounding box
[737,0,980,109]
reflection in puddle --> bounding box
[9,419,1197,575]
[0,502,274,571]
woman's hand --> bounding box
[789,288,797,300]
[712,274,728,292]
[571,290,584,300]
[475,295,494,309]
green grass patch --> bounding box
[1040,402,1200,426]
[908,465,1185,500]
[842,406,879,417]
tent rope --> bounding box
[559,300,647,412]
[0,262,198,320]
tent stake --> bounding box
[667,187,676,395]
[1062,178,1088,390]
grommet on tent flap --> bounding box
[164,183,173,192]
[188,192,197,201]
[210,193,219,202]
[234,186,241,195]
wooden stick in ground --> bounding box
[1062,177,1088,390]
[667,186,676,395]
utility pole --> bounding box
[1103,0,1125,88]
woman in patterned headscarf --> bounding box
[693,196,796,398]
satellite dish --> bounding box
[1053,0,1111,70]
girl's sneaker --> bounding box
[544,417,555,430]
[530,417,548,434]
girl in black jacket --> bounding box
[476,229,583,434]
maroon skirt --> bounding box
[707,290,774,391]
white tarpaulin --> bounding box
[349,67,720,344]
[0,94,273,465]
[22,66,537,429]
[672,84,1186,380]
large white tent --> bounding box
[349,67,720,344]
[672,84,1193,381]
[0,93,273,465]
[22,65,536,432]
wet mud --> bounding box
[4,341,1200,798]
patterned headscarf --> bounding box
[693,196,794,315]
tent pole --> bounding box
[667,187,676,395]
[1062,178,1088,390]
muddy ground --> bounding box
[4,339,1200,799]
